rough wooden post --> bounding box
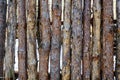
[17,0,27,79]
[4,0,17,79]
[62,0,71,80]
[91,0,101,80]
[39,0,51,80]
[27,0,37,80]
[83,0,91,79]
[50,0,61,79]
[71,0,82,80]
[0,0,7,79]
[102,0,114,79]
[116,0,120,79]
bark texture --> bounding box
[4,0,17,80]
[27,0,37,80]
[50,0,61,80]
[0,0,7,79]
[92,0,101,80]
[102,0,114,80]
[116,0,120,79]
[83,0,91,80]
[71,0,82,80]
[62,0,71,80]
[39,0,50,80]
[17,0,27,79]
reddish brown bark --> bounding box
[102,0,114,80]
[71,0,82,80]
[91,0,101,80]
[50,0,61,80]
[17,0,27,79]
[83,0,91,80]
[39,0,50,80]
[0,0,7,79]
[62,0,71,80]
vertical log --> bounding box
[17,0,27,79]
[91,0,101,80]
[102,0,114,79]
[71,0,82,80]
[50,0,61,79]
[62,0,71,80]
[0,0,7,79]
[116,0,120,79]
[83,0,91,79]
[27,0,37,80]
[39,0,50,80]
[5,0,17,79]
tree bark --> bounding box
[50,0,61,80]
[4,0,17,80]
[116,0,120,79]
[62,0,71,80]
[91,0,101,80]
[17,0,27,79]
[83,0,91,80]
[0,0,7,79]
[39,0,50,80]
[71,0,82,80]
[27,0,37,80]
[102,0,114,80]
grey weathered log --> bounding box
[71,0,83,80]
[50,0,61,80]
[83,0,91,80]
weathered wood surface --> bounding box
[91,0,101,80]
[102,0,114,80]
[39,0,50,80]
[83,0,91,80]
[27,0,37,80]
[0,0,7,79]
[17,0,27,79]
[71,0,83,80]
[62,0,71,80]
[4,0,17,80]
[50,0,61,80]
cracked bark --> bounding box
[62,0,71,80]
[83,0,91,80]
[91,0,101,80]
[4,0,16,80]
[71,0,82,80]
[39,0,50,80]
[102,0,114,80]
[27,0,37,80]
[17,0,27,79]
[50,0,61,80]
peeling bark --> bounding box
[4,0,17,80]
[116,0,120,79]
[102,0,114,80]
[91,0,101,80]
[71,0,82,80]
[62,0,71,80]
[39,0,50,80]
[50,0,61,80]
[0,0,7,79]
[17,0,27,79]
[83,0,91,80]
[27,0,37,80]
